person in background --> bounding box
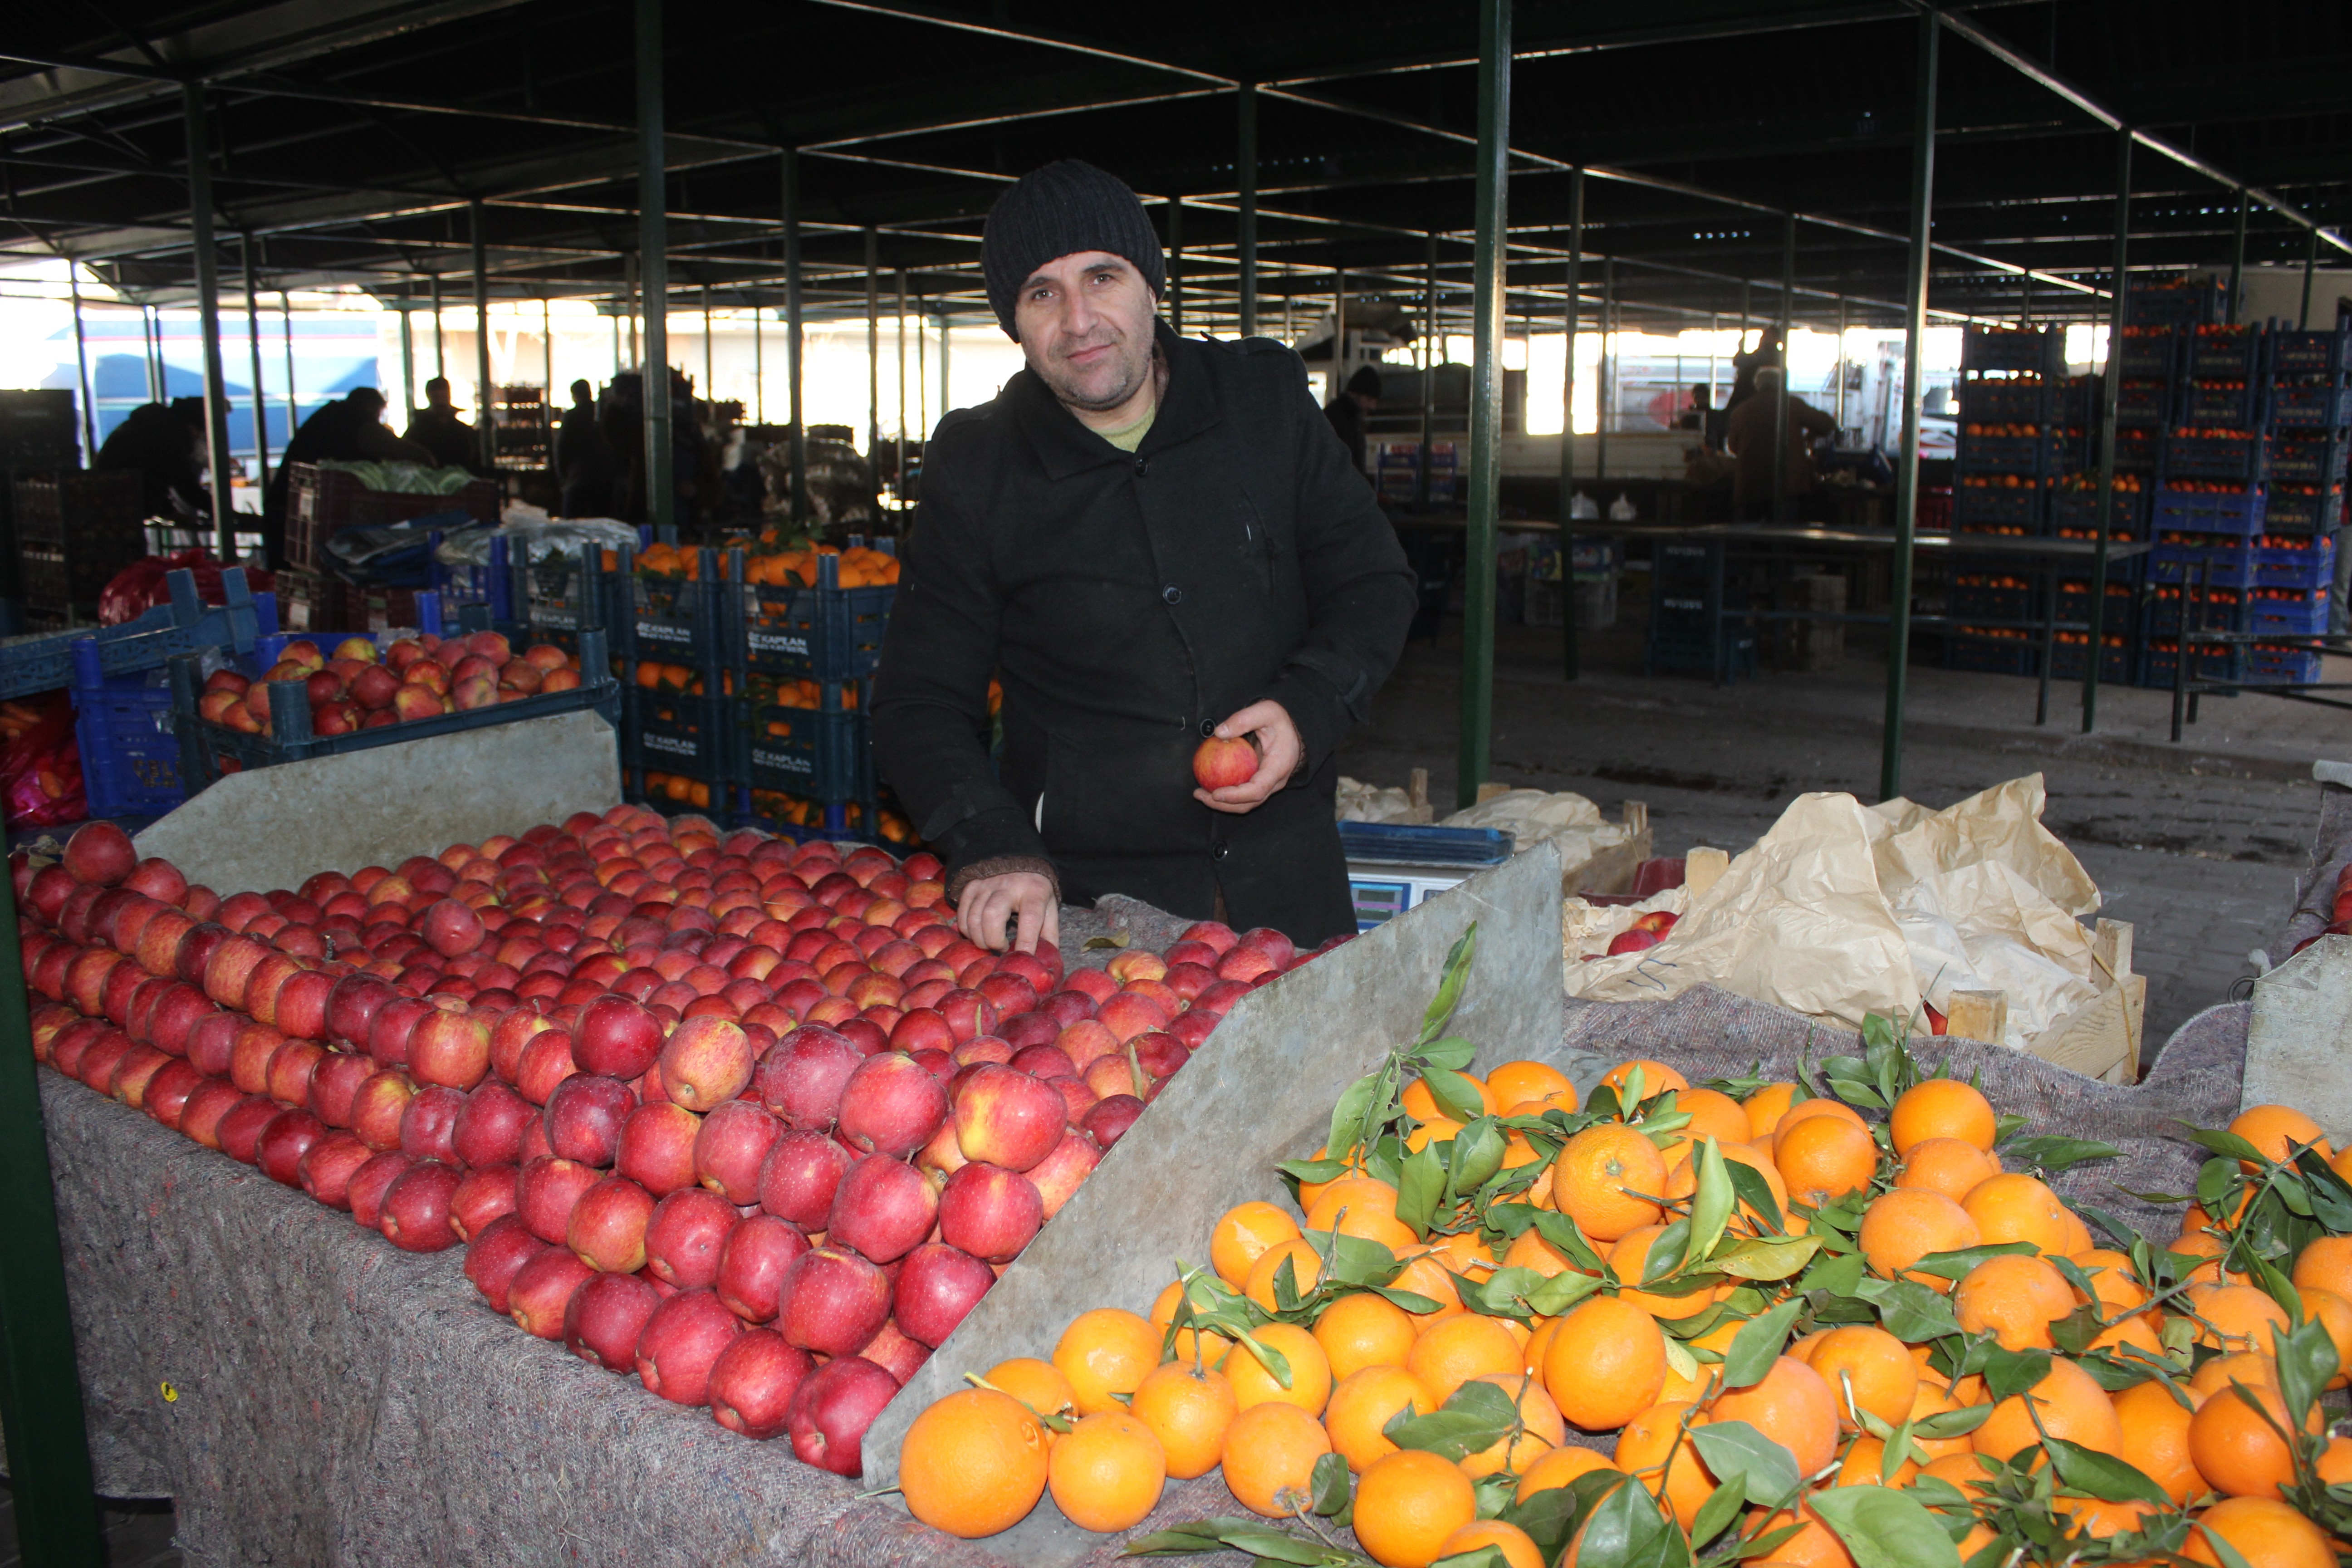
[1725,366,1835,521]
[1727,326,1784,412]
[1323,364,1382,481]
[403,377,480,471]
[554,379,617,517]
[93,397,208,520]
[261,387,432,568]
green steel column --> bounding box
[472,200,495,472]
[1417,234,1436,510]
[541,296,553,395]
[2082,129,2131,734]
[1560,170,1583,681]
[2227,191,2248,325]
[637,0,673,531]
[1595,258,1612,482]
[69,266,95,464]
[242,235,270,486]
[183,83,237,562]
[280,292,298,447]
[865,229,880,508]
[1879,11,1938,802]
[2302,225,2319,329]
[895,270,909,502]
[701,285,714,411]
[1236,82,1258,337]
[782,150,809,527]
[399,298,416,418]
[1771,213,1795,524]
[1457,0,1511,812]
[0,840,104,1568]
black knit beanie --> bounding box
[982,160,1166,339]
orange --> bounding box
[1514,1442,1617,1501]
[1352,1448,1478,1568]
[1460,1372,1566,1478]
[2068,1247,2150,1315]
[1052,1308,1162,1416]
[1522,1316,1564,1380]
[2188,1377,2323,1499]
[2186,1282,2291,1354]
[2055,1493,2160,1539]
[1501,1226,1585,1281]
[1151,1280,1231,1369]
[1744,1495,1856,1568]
[1598,1058,1687,1103]
[2227,1103,2332,1166]
[1553,1125,1667,1242]
[1771,1096,1867,1147]
[1960,1172,2074,1255]
[1613,1400,1712,1527]
[1707,1356,1840,1478]
[1127,1362,1236,1480]
[1857,1187,1980,1291]
[2317,1435,2352,1485]
[1543,1296,1667,1431]
[1421,1230,1500,1283]
[1742,1081,1803,1142]
[1673,1088,1752,1147]
[1403,1118,1464,1154]
[898,1388,1050,1538]
[982,1357,1076,1428]
[1406,1312,1521,1405]
[2290,1233,2352,1299]
[1402,1073,1495,1122]
[1296,1143,1366,1212]
[2088,1312,2165,1360]
[2190,1350,2278,1403]
[2111,1379,2205,1505]
[1773,1114,1879,1206]
[1219,1401,1332,1517]
[1224,1322,1332,1416]
[1324,1364,1436,1474]
[1805,1325,1918,1430]
[2299,1285,2352,1388]
[1486,1059,1576,1114]
[1386,1251,1463,1328]
[1901,1381,1977,1462]
[2182,1496,2334,1568]
[1306,1203,1418,1253]
[1895,1136,2002,1203]
[1314,1292,1420,1382]
[1434,1520,1544,1568]
[1920,1450,1993,1500]
[1609,1225,1720,1321]
[1304,1175,1401,1231]
[2171,1227,2248,1287]
[1953,1253,2075,1350]
[1664,1141,1791,1235]
[1972,1356,2125,1462]
[1047,1409,1166,1533]
[1210,1201,1301,1287]
[1888,1078,1997,1154]
[1245,1238,1324,1314]
[1835,1435,1919,1488]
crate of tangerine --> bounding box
[740,543,899,682]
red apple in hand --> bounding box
[1192,733,1259,791]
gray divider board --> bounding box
[2242,934,2352,1139]
[133,708,620,895]
[859,841,1563,1557]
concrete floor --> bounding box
[0,1488,178,1568]
[1338,588,2352,1048]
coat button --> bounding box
[1135,457,1149,475]
[1162,586,1181,605]
[1213,842,1230,861]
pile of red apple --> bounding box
[13,812,1340,1478]
[195,630,583,740]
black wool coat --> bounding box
[869,319,1416,946]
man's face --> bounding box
[1013,251,1157,413]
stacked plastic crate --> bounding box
[2249,320,2350,683]
[616,544,742,818]
[1642,539,1754,681]
[737,543,897,843]
[1948,328,2065,674]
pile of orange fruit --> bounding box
[1960,423,2043,439]
[743,544,901,590]
[633,541,695,578]
[895,1021,2352,1568]
[639,770,713,808]
[1959,474,2048,490]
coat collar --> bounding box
[1006,316,1223,480]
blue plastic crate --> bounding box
[2153,485,2267,536]
[1952,485,2048,531]
[2261,487,2342,535]
[2151,537,2256,588]
[2118,333,2180,378]
[2048,636,2134,684]
[2272,383,2352,431]
[2146,587,2245,635]
[2246,646,2326,686]
[1961,329,2064,376]
[0,567,272,702]
[1950,578,2036,622]
[2110,427,2160,473]
[745,690,863,803]
[2185,380,2265,428]
[2248,591,2330,637]
[2188,330,2267,380]
[2117,381,2175,428]
[71,642,185,820]
[2267,434,2347,485]
[743,549,897,682]
[617,545,733,675]
[2163,431,2269,484]
[1957,432,2057,476]
[1958,381,2053,424]
[2138,640,2246,687]
[2251,538,2335,588]
[2125,279,2223,328]
[2272,329,2350,380]
[1947,633,2037,677]
[2050,486,2151,539]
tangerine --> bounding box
[1857,1187,1980,1292]
[1150,1280,1231,1369]
[1953,1253,2075,1350]
[1613,1400,1712,1527]
[2186,1282,2291,1354]
[1314,1292,1420,1382]
[1352,1449,1479,1568]
[1598,1058,1688,1104]
[2227,1104,2332,1167]
[1960,1172,2073,1255]
[1127,1362,1236,1480]
[1742,1082,1803,1141]
[1888,1078,1997,1154]
[1053,1308,1162,1416]
[1406,1312,1522,1405]
[2188,1377,2322,1500]
[1894,1137,2002,1203]
[1047,1409,1166,1533]
[1706,1356,1839,1477]
[898,1388,1050,1538]
[1323,1364,1436,1474]
[1805,1325,1919,1430]
[1486,1060,1576,1114]
[1514,1443,1617,1501]
[1210,1201,1302,1287]
[1434,1520,1544,1568]
[1244,1238,1324,1313]
[1219,1401,1332,1517]
[2110,1379,2205,1504]
[1553,1125,1667,1242]
[1224,1322,1332,1416]
[2181,1496,2334,1568]
[1543,1296,1668,1431]
[1460,1372,1566,1478]
[1972,1356,2125,1462]
[2290,1234,2352,1300]
[1402,1073,1495,1123]
[1773,1114,1879,1206]
[1674,1088,1752,1147]
[983,1357,1077,1427]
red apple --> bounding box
[255,1107,328,1186]
[564,1269,663,1372]
[545,1073,637,1166]
[753,1024,862,1130]
[1192,733,1258,790]
[936,1161,1044,1264]
[450,1164,521,1240]
[518,1155,601,1245]
[1081,1094,1145,1150]
[826,1154,939,1265]
[451,1079,534,1167]
[951,1063,1066,1172]
[1025,1130,1102,1219]
[656,1014,753,1112]
[858,1320,929,1386]
[634,1287,743,1406]
[568,1173,657,1272]
[398,1083,466,1163]
[215,1094,281,1164]
[707,1330,813,1440]
[298,1129,376,1209]
[690,1099,781,1205]
[755,1130,854,1229]
[515,1028,579,1105]
[642,1186,738,1289]
[379,1160,463,1251]
[62,821,135,887]
[893,1241,997,1348]
[465,1213,551,1315]
[573,995,665,1080]
[617,1102,703,1197]
[714,1214,809,1323]
[775,1246,891,1358]
[507,1247,596,1338]
[178,1078,247,1149]
[142,1059,208,1129]
[786,1355,898,1476]
[835,1051,951,1160]
[420,897,486,958]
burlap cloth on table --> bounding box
[38,892,2247,1566]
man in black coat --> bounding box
[870,160,1417,954]
[404,377,480,471]
[260,387,432,568]
[554,379,617,517]
[93,397,208,519]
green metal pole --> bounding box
[2227,190,2248,326]
[1771,212,1795,523]
[1237,82,1258,337]
[1880,11,1938,802]
[183,83,237,563]
[243,235,270,487]
[637,0,672,531]
[472,200,495,472]
[1560,170,1582,681]
[1417,234,1436,511]
[782,150,809,527]
[2302,225,2319,330]
[0,848,105,1567]
[2082,129,2131,734]
[1458,0,1511,813]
